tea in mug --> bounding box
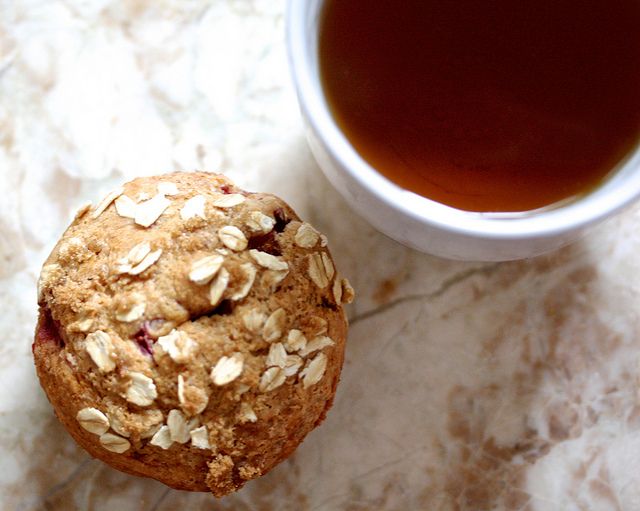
[319,0,640,212]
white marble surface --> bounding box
[3,1,640,510]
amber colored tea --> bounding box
[319,0,640,212]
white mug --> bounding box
[286,0,640,261]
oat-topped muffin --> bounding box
[33,172,353,496]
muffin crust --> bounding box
[33,172,353,496]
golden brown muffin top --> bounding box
[36,172,353,493]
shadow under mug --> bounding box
[286,0,640,261]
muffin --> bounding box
[33,172,354,496]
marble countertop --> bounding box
[3,2,640,510]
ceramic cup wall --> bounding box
[286,0,640,261]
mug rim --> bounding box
[286,0,640,241]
